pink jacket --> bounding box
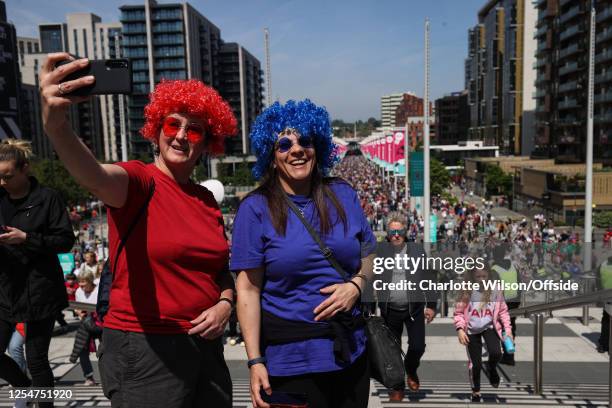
[453,291,512,339]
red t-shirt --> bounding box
[103,161,229,334]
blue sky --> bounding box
[7,0,484,121]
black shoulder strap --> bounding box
[283,194,349,282]
[112,181,156,274]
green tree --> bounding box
[430,158,451,197]
[484,165,512,198]
[30,159,90,205]
[594,211,612,228]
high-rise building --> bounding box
[533,0,611,165]
[0,0,22,140]
[394,93,433,127]
[95,23,128,162]
[19,53,51,157]
[119,0,263,158]
[435,91,471,145]
[18,13,126,159]
[218,42,264,155]
[465,0,537,156]
[39,23,68,53]
[380,93,405,128]
[17,37,39,67]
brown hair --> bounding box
[0,139,33,170]
[247,160,347,236]
[457,263,494,308]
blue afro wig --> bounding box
[250,99,338,180]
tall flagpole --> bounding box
[264,28,272,107]
[423,18,431,243]
[584,4,595,273]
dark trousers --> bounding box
[600,309,610,350]
[467,329,502,392]
[99,328,232,408]
[381,304,426,387]
[0,317,56,408]
[269,352,369,408]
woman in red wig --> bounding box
[39,53,237,407]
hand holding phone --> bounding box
[55,58,132,96]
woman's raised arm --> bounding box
[40,52,129,208]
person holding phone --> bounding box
[0,139,75,408]
[39,53,237,407]
[233,100,376,408]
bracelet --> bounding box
[347,280,362,298]
[247,356,267,368]
[217,297,234,308]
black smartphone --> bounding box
[55,58,132,96]
[260,389,308,408]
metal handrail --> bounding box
[506,287,612,401]
[509,288,612,317]
[67,301,97,312]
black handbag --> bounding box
[284,195,406,390]
[96,181,155,321]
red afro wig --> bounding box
[141,79,237,155]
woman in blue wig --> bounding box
[232,100,376,408]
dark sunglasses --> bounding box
[275,135,314,153]
[162,117,205,143]
[387,229,406,237]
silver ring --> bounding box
[58,83,67,95]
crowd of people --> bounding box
[0,53,610,408]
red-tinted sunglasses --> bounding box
[162,117,205,143]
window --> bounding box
[73,29,78,55]
[83,29,88,58]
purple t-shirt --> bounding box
[230,181,376,376]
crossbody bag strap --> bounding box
[111,181,156,274]
[283,194,349,282]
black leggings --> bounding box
[0,317,56,407]
[269,352,369,408]
[467,328,502,392]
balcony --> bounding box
[123,25,147,34]
[597,29,612,44]
[559,43,582,59]
[597,7,612,23]
[536,0,547,7]
[120,11,146,22]
[534,25,548,39]
[558,80,578,93]
[559,61,583,76]
[595,113,612,122]
[559,6,583,25]
[557,115,578,124]
[533,58,547,69]
[558,98,579,110]
[560,24,584,42]
[595,91,612,103]
[596,50,612,64]
[595,70,612,84]
[533,88,547,99]
[536,41,551,54]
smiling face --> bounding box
[156,113,206,174]
[273,131,316,195]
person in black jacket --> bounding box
[0,139,75,408]
[376,214,437,402]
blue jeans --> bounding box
[8,330,26,373]
[79,348,94,379]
